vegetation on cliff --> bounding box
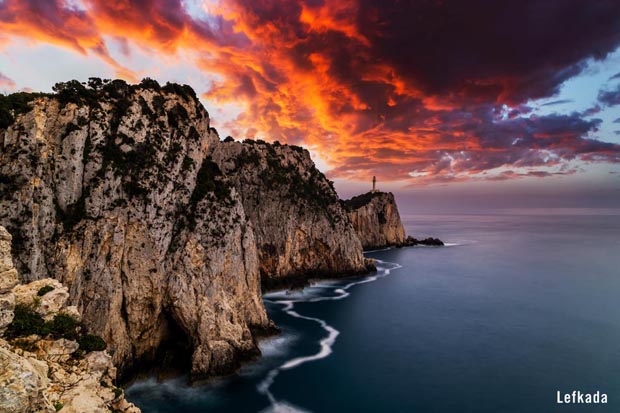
[0,79,269,381]
[342,191,386,210]
[6,303,106,355]
[0,91,50,129]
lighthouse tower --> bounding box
[372,176,376,193]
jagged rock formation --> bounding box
[0,227,18,335]
[212,140,367,287]
[0,226,140,413]
[343,191,406,249]
[0,79,269,379]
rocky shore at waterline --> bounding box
[0,79,442,412]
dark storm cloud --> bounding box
[2,0,620,182]
[353,0,620,104]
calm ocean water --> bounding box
[126,211,620,412]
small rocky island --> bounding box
[0,79,442,412]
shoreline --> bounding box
[125,255,402,412]
[120,243,441,389]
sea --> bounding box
[126,210,620,412]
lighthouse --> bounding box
[372,176,376,193]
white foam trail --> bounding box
[279,308,339,370]
[257,258,402,412]
[364,246,393,253]
[258,333,298,358]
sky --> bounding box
[1,0,619,211]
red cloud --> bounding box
[1,0,620,183]
[0,0,136,80]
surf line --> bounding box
[258,258,402,413]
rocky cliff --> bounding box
[212,140,367,287]
[343,191,406,249]
[0,79,374,383]
[0,226,140,413]
[0,79,269,379]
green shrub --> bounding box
[139,77,161,91]
[5,304,50,338]
[37,285,54,297]
[190,159,231,204]
[0,92,49,129]
[342,191,383,210]
[49,313,80,340]
[52,80,98,107]
[78,334,107,352]
[54,401,63,411]
[162,82,197,102]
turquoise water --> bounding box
[126,212,620,412]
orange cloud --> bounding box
[1,0,619,184]
[0,0,135,80]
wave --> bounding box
[364,246,394,253]
[258,333,299,358]
[442,239,477,247]
[257,259,402,412]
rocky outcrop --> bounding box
[0,79,269,379]
[0,344,52,413]
[13,278,75,322]
[212,140,367,287]
[0,227,18,334]
[400,236,444,247]
[343,191,406,249]
[0,225,140,413]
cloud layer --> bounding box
[1,0,620,182]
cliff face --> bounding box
[0,80,269,378]
[343,191,406,249]
[212,140,366,286]
[0,226,140,413]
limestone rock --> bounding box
[37,339,79,363]
[0,79,370,383]
[13,279,69,320]
[0,344,53,413]
[0,269,18,294]
[0,293,15,333]
[0,227,16,275]
[212,140,366,287]
[58,376,116,413]
[343,191,406,249]
[0,80,269,378]
[0,226,140,413]
[0,227,17,334]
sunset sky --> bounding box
[1,0,619,210]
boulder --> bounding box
[13,279,69,321]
